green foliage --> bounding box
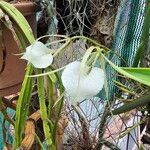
[102,53,150,86]
[121,68,150,85]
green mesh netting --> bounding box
[107,0,145,97]
[113,0,145,66]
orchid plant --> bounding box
[20,35,150,149]
[19,35,107,149]
[1,1,150,150]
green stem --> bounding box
[35,133,45,150]
[101,139,121,150]
[53,38,72,57]
[95,102,110,149]
[28,66,65,78]
[71,36,110,51]
[52,72,64,145]
[47,76,54,118]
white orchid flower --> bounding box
[21,41,53,68]
[61,61,104,103]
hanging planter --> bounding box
[0,2,37,96]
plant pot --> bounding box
[0,2,37,96]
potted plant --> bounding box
[0,1,37,96]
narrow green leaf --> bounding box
[0,1,35,43]
[121,68,150,85]
[114,80,135,95]
[52,73,64,144]
[37,69,53,149]
[101,53,150,86]
[118,119,144,139]
[112,93,150,115]
[14,65,33,148]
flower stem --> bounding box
[28,66,65,77]
[53,38,72,57]
[71,36,110,51]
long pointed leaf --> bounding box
[0,1,35,43]
[102,53,150,86]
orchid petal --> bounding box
[28,41,50,56]
[31,54,53,68]
[61,61,104,103]
[21,41,53,68]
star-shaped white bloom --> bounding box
[61,61,104,103]
[21,41,53,68]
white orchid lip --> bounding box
[21,41,53,68]
[61,61,105,103]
